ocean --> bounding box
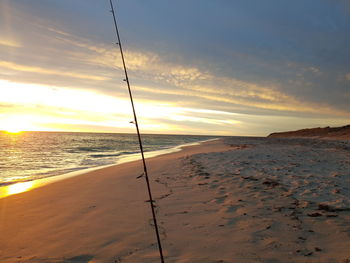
[0,131,218,186]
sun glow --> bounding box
[0,115,39,133]
[0,79,244,134]
[5,128,22,134]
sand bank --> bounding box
[0,138,349,263]
[268,124,350,140]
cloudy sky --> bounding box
[0,0,349,135]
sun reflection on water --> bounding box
[6,181,34,195]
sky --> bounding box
[0,0,349,136]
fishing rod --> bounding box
[108,0,165,262]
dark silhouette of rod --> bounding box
[108,1,165,262]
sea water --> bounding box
[0,131,217,186]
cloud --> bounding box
[51,33,347,118]
[1,21,349,121]
[1,6,347,119]
[0,38,21,48]
[64,37,339,116]
[0,79,244,134]
[0,60,108,81]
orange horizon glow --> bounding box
[0,79,247,135]
[0,79,349,136]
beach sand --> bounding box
[0,138,349,262]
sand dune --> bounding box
[268,125,350,140]
[0,138,349,262]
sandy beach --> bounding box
[1,137,349,263]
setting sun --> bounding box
[0,115,38,133]
[4,123,24,133]
[5,129,23,134]
[0,116,32,133]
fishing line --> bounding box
[108,0,165,262]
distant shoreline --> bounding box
[268,124,350,140]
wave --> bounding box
[89,151,139,158]
[67,146,115,153]
[0,132,218,187]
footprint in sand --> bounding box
[214,195,228,204]
[217,187,226,195]
[225,217,240,225]
[65,254,94,263]
[226,205,238,213]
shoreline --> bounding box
[0,138,233,263]
[0,137,219,199]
